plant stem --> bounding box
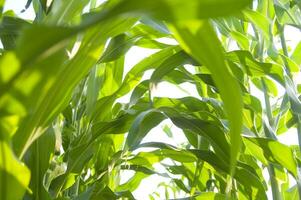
[253,20,282,198]
[190,136,208,195]
[276,21,292,78]
[267,165,281,200]
[276,20,301,199]
[261,79,274,128]
[261,78,282,200]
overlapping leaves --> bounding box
[1,0,301,199]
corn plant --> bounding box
[1,0,301,199]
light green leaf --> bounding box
[195,192,228,200]
[244,137,297,177]
[109,0,252,22]
[0,141,30,200]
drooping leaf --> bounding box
[170,20,243,174]
[125,110,166,150]
[108,0,252,22]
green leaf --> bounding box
[191,150,267,199]
[150,50,194,83]
[230,31,250,50]
[291,41,301,65]
[98,57,124,98]
[243,9,271,39]
[159,107,230,162]
[116,46,180,97]
[24,128,55,200]
[252,77,278,97]
[285,75,301,115]
[117,172,148,192]
[49,113,136,197]
[225,50,284,83]
[170,20,243,175]
[274,2,301,28]
[0,16,29,50]
[284,185,299,200]
[15,24,76,65]
[91,46,180,122]
[0,0,4,16]
[126,110,166,150]
[133,142,197,163]
[194,192,228,200]
[99,34,137,63]
[244,137,298,177]
[0,141,30,200]
[12,18,136,158]
[129,80,150,106]
[45,0,90,24]
[109,0,252,22]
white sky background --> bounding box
[3,0,301,199]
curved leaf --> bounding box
[170,20,243,174]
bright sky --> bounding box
[3,0,301,199]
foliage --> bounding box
[1,0,301,199]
